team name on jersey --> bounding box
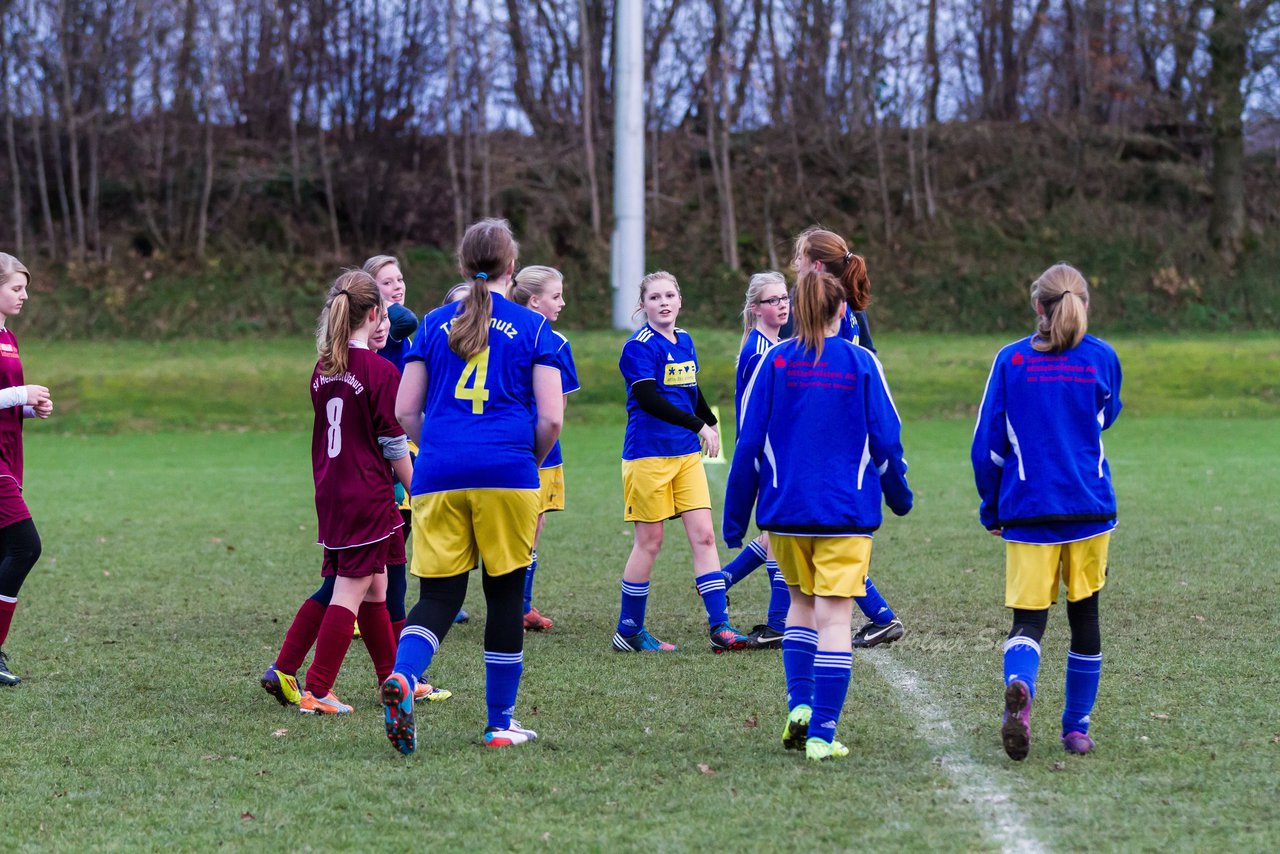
[0,342,16,359]
[312,372,365,394]
[438,316,520,339]
[663,361,697,386]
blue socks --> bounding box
[522,550,538,614]
[810,650,853,744]
[617,580,649,636]
[1063,651,1102,735]
[393,625,440,688]
[484,650,523,730]
[722,538,767,588]
[694,572,729,628]
[782,626,818,710]
[855,576,895,623]
[1003,636,1042,698]
[766,561,789,632]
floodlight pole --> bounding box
[611,0,644,330]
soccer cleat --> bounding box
[260,664,301,706]
[781,705,812,750]
[483,719,537,747]
[523,607,554,632]
[413,681,452,702]
[1001,679,1033,761]
[709,622,749,653]
[745,624,784,650]
[611,628,677,653]
[454,608,470,624]
[851,618,905,648]
[1061,731,1096,755]
[381,673,416,755]
[0,648,20,686]
[805,738,850,761]
[298,690,353,715]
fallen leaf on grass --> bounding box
[241,812,255,821]
[541,833,551,843]
[1271,735,1279,745]
[211,538,223,544]
[271,728,289,737]
[1150,713,1170,720]
[744,714,758,728]
[1192,615,1206,622]
[102,571,110,577]
[696,763,715,776]
[1050,761,1066,772]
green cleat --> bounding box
[781,705,812,750]
[805,738,850,761]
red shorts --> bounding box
[321,536,392,578]
[387,526,407,566]
[0,475,31,530]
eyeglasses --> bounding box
[757,295,791,307]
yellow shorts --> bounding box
[409,488,540,579]
[769,534,872,599]
[398,440,419,512]
[1005,532,1110,610]
[621,454,711,522]
[539,465,565,513]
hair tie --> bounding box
[335,288,350,297]
[843,251,853,263]
[474,272,489,282]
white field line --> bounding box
[866,651,1049,854]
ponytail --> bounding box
[740,271,786,348]
[794,227,871,311]
[1030,263,1090,353]
[792,269,844,360]
[450,218,519,360]
[317,270,382,376]
[510,265,563,308]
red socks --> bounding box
[0,597,15,647]
[275,597,326,675]
[304,604,357,697]
[358,600,396,684]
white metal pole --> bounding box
[611,0,644,330]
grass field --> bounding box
[2,333,1279,852]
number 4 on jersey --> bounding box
[454,348,491,414]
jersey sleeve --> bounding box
[556,337,581,395]
[404,315,434,364]
[971,354,1010,530]
[387,302,418,342]
[1101,348,1123,430]
[864,355,911,516]
[532,317,559,368]
[619,337,658,387]
[723,355,774,548]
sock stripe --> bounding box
[620,581,650,596]
[784,627,818,645]
[0,594,16,604]
[400,625,440,652]
[814,653,853,670]
[484,650,524,665]
[1003,636,1041,654]
[695,578,726,594]
[748,540,768,559]
[1067,651,1103,663]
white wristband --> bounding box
[0,386,27,409]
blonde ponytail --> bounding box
[792,269,844,360]
[317,270,381,376]
[1030,263,1090,353]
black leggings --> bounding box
[403,568,525,654]
[0,518,42,599]
[1008,591,1101,656]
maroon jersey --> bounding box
[0,327,25,488]
[310,346,404,549]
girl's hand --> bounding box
[698,423,720,459]
[33,398,53,418]
[988,527,1003,536]
[24,385,50,406]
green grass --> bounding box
[2,335,1279,850]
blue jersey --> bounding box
[377,302,418,374]
[734,328,777,426]
[723,337,912,547]
[971,334,1123,544]
[541,330,580,470]
[405,293,560,494]
[619,325,702,460]
[839,307,875,352]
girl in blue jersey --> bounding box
[382,219,564,755]
[614,271,748,654]
[510,265,579,632]
[720,272,791,649]
[972,263,1122,761]
[725,268,912,761]
[791,227,906,649]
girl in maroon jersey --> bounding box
[261,270,412,714]
[0,254,54,687]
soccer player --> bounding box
[0,254,55,687]
[382,218,563,754]
[260,309,448,707]
[724,267,912,761]
[261,271,411,715]
[509,266,579,631]
[972,263,1122,760]
[612,271,748,654]
[720,272,792,650]
[791,227,906,649]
